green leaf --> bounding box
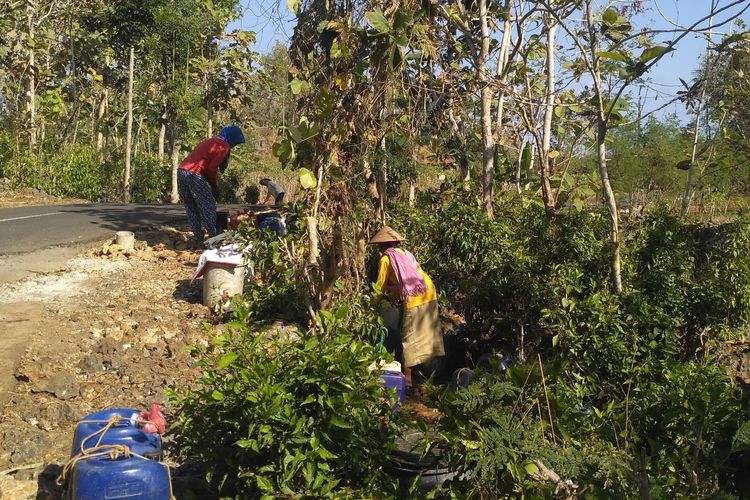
[329,416,354,428]
[289,78,308,95]
[299,168,317,189]
[211,390,225,401]
[573,198,585,211]
[286,0,301,14]
[236,439,260,451]
[364,11,390,34]
[597,51,628,62]
[524,462,540,475]
[216,352,238,370]
[638,45,673,63]
[317,445,338,459]
[389,46,403,70]
[602,8,619,25]
[393,10,412,30]
[256,476,274,492]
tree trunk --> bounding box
[123,46,135,203]
[681,11,714,216]
[478,0,495,218]
[96,90,108,154]
[515,141,524,194]
[680,99,704,216]
[206,91,214,138]
[377,135,387,218]
[540,19,558,215]
[587,2,622,293]
[168,115,180,203]
[133,115,144,158]
[158,109,166,161]
[362,156,382,221]
[494,0,514,141]
[26,2,37,150]
[596,118,622,293]
[448,98,470,190]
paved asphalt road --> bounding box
[0,203,191,255]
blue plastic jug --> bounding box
[68,408,169,500]
[71,408,161,459]
[69,455,171,500]
[380,371,407,404]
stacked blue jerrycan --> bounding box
[380,371,407,404]
[376,361,407,404]
[67,408,171,500]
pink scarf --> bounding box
[385,248,427,299]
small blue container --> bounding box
[71,408,161,459]
[69,455,171,500]
[380,371,407,404]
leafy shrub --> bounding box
[397,198,750,496]
[695,218,750,328]
[0,130,14,178]
[440,369,633,497]
[236,224,309,324]
[1,147,44,191]
[47,145,101,200]
[131,154,170,203]
[169,304,400,498]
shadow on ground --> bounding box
[173,279,202,305]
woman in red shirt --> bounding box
[178,125,244,243]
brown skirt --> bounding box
[401,300,444,368]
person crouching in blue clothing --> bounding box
[178,125,244,243]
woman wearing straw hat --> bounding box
[370,225,445,386]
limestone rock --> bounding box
[0,475,38,500]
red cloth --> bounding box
[179,136,230,190]
[138,402,167,434]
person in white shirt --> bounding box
[259,178,286,207]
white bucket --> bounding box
[202,262,246,307]
[115,231,135,252]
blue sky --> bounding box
[229,0,750,122]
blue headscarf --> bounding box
[218,125,245,147]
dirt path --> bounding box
[0,227,217,498]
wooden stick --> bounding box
[0,462,43,476]
[538,354,557,445]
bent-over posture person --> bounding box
[177,125,245,242]
[370,225,445,386]
[259,178,286,207]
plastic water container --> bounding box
[380,371,407,404]
[68,409,169,499]
[69,455,171,500]
[71,408,161,459]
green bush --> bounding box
[1,146,44,191]
[169,304,400,498]
[440,369,633,497]
[0,130,14,179]
[395,198,749,496]
[47,145,101,200]
[131,154,170,203]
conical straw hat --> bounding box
[369,225,405,244]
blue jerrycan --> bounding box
[67,408,171,500]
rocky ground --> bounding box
[0,226,218,499]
